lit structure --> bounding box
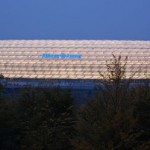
[0,40,150,90]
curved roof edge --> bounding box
[0,40,150,48]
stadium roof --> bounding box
[0,40,150,79]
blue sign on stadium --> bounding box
[42,53,82,59]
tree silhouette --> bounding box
[73,55,150,150]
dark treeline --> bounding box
[0,87,75,150]
[0,56,150,150]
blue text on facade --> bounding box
[42,53,82,59]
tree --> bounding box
[131,84,150,149]
[73,55,150,150]
[15,87,75,150]
[0,74,20,150]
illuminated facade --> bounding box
[0,40,150,89]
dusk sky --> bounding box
[0,0,150,40]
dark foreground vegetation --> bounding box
[0,55,150,150]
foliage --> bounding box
[73,55,150,150]
[0,74,19,150]
[0,87,75,150]
[0,99,18,150]
[17,88,75,150]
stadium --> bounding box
[0,40,150,99]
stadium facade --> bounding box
[0,40,150,99]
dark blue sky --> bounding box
[0,0,150,40]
